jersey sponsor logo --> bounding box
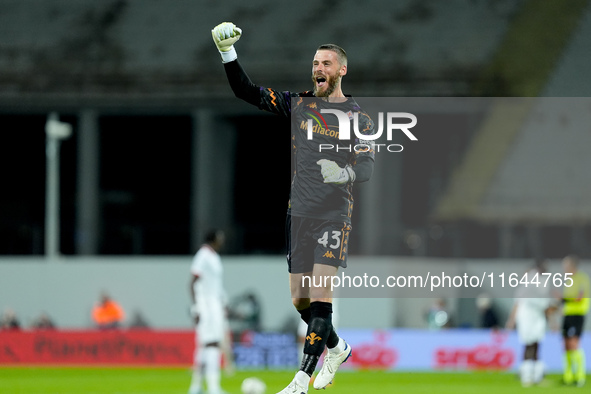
[302,108,340,138]
[323,251,336,259]
[306,332,322,345]
[301,120,340,139]
[305,108,329,131]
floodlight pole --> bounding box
[45,113,72,260]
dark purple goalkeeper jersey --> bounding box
[224,60,375,223]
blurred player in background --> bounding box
[211,22,375,393]
[561,254,590,387]
[189,230,227,394]
[505,259,557,387]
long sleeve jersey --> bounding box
[224,59,375,223]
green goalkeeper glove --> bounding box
[211,22,242,63]
[317,159,356,185]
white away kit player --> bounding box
[189,230,227,394]
[506,260,557,387]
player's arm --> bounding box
[212,22,291,116]
[189,274,200,323]
[352,111,376,183]
[351,156,374,183]
[545,302,558,319]
[505,302,517,330]
[190,275,198,301]
[211,22,258,105]
[223,60,261,107]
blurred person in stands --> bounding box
[560,254,590,387]
[506,259,557,386]
[476,293,499,329]
[128,310,150,329]
[425,298,452,330]
[229,291,262,332]
[92,291,125,330]
[188,229,228,394]
[31,312,56,330]
[0,308,20,330]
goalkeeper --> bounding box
[212,22,375,394]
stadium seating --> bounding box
[0,0,521,97]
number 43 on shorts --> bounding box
[317,230,342,249]
[315,224,351,263]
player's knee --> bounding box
[565,337,579,351]
[292,297,310,310]
[524,343,538,360]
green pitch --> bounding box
[0,367,581,393]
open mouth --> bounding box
[316,76,326,88]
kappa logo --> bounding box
[323,251,335,259]
[307,102,318,109]
[306,332,322,345]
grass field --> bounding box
[0,367,583,393]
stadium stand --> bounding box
[433,0,591,257]
[0,0,521,99]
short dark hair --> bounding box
[317,44,347,66]
[204,229,222,244]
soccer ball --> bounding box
[241,376,266,394]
